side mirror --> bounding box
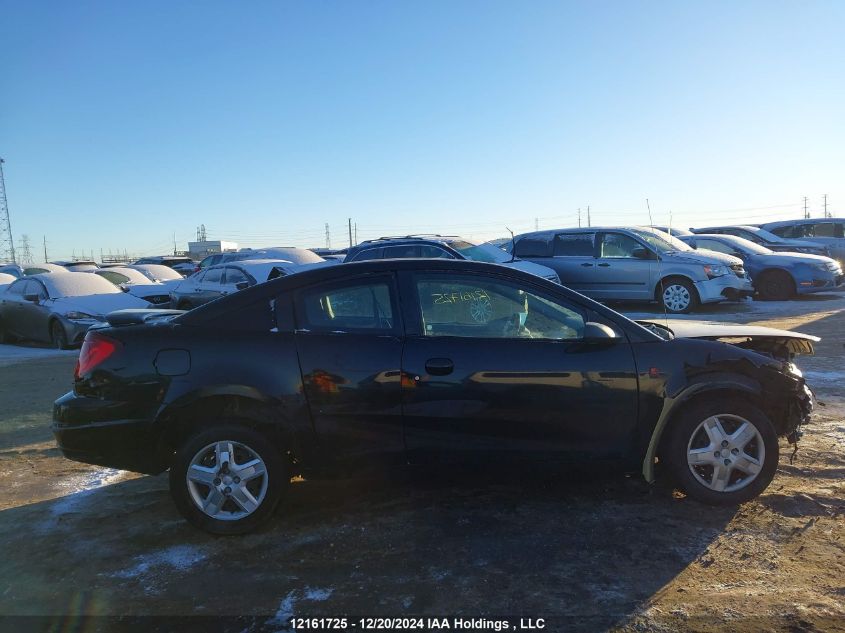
[235,281,250,291]
[583,321,621,342]
[632,247,653,260]
[23,293,40,303]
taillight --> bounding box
[75,335,121,380]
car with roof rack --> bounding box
[344,235,560,283]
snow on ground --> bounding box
[111,545,209,580]
[36,467,131,533]
[0,343,76,366]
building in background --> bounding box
[187,240,238,260]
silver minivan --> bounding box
[509,226,753,313]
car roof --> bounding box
[205,258,297,280]
[761,218,845,228]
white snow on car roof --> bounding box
[131,264,183,280]
[215,259,298,281]
[0,272,18,284]
[95,267,154,285]
[36,272,122,297]
[24,263,70,275]
[241,247,325,265]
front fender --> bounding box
[641,373,763,482]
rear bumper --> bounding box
[52,391,165,474]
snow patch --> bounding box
[0,343,76,366]
[111,545,208,581]
[37,467,128,532]
[804,371,845,383]
[303,587,333,601]
[266,587,335,631]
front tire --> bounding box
[169,423,287,535]
[665,399,778,505]
[50,320,69,349]
[757,270,795,300]
[657,277,699,314]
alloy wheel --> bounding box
[686,414,765,493]
[186,440,269,521]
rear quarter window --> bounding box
[554,233,595,256]
[514,237,552,258]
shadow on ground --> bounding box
[0,464,735,632]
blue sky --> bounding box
[3,0,844,260]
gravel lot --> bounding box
[0,295,843,632]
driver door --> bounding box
[399,270,639,461]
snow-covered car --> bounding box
[51,260,100,272]
[129,264,184,282]
[0,273,150,348]
[170,259,307,310]
[0,262,71,277]
[94,266,178,307]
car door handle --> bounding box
[597,263,611,267]
[425,358,454,376]
[580,262,594,267]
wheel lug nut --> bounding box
[213,478,221,485]
[724,459,730,466]
[224,486,231,494]
[731,448,739,455]
[233,476,240,484]
[721,440,729,447]
[714,451,721,458]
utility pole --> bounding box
[348,218,353,248]
[803,196,809,219]
[577,208,581,227]
[0,158,16,264]
[587,205,591,227]
[354,223,358,244]
[173,232,177,255]
[325,223,331,249]
[43,236,48,263]
[534,217,539,231]
[823,194,829,218]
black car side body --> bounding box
[53,259,812,484]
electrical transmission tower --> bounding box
[0,158,16,264]
[18,234,33,264]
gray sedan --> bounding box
[0,273,150,348]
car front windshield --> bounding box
[753,227,789,244]
[630,228,694,253]
[446,240,513,263]
[716,235,773,255]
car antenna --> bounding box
[647,198,670,329]
[506,227,516,262]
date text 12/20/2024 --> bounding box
[288,618,546,631]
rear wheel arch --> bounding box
[155,394,302,470]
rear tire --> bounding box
[169,422,286,535]
[657,277,699,314]
[664,399,778,505]
[756,270,795,300]
[50,320,70,350]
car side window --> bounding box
[32,280,48,299]
[554,233,595,256]
[415,274,585,340]
[7,280,26,295]
[24,267,48,275]
[297,279,396,332]
[224,267,249,285]
[382,245,420,258]
[418,245,454,258]
[349,247,383,262]
[599,233,643,258]
[204,268,223,284]
[514,237,552,258]
[812,222,843,238]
